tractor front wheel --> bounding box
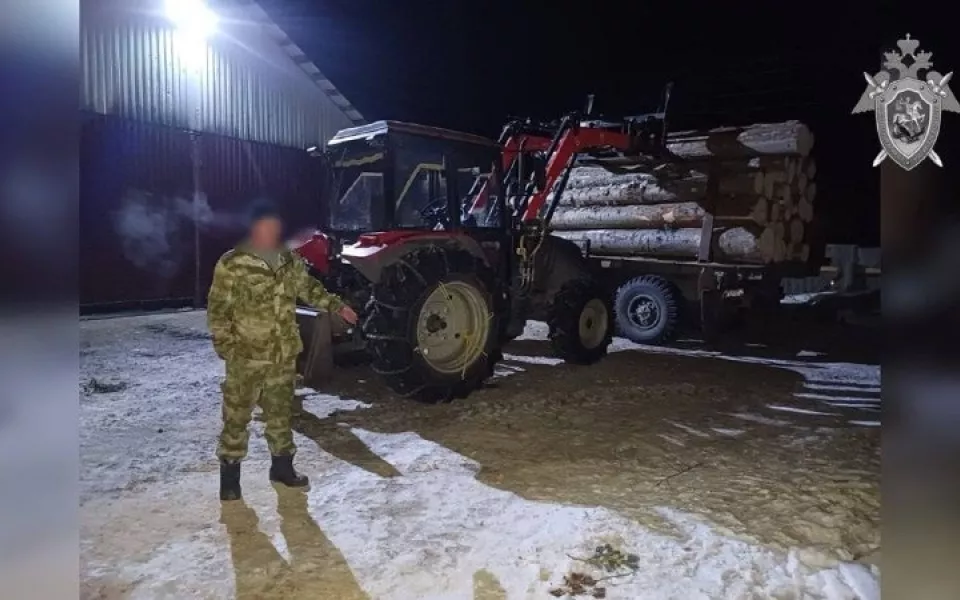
[547,279,613,364]
[362,248,501,402]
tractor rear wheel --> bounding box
[547,279,613,364]
[362,248,501,402]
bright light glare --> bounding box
[165,0,218,40]
[165,0,218,71]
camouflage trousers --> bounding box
[217,359,297,461]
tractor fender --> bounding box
[532,235,592,298]
[290,231,332,274]
[340,231,488,284]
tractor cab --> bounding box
[321,120,507,237]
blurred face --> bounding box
[249,216,282,249]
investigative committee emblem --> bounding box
[852,34,959,170]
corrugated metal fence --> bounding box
[80,112,324,310]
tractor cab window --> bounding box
[457,166,502,228]
[395,165,448,229]
[393,133,450,229]
[327,144,386,232]
[331,172,382,231]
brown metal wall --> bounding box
[80,112,323,309]
[196,130,323,299]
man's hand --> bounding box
[338,305,359,325]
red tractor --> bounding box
[294,109,670,401]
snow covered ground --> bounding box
[80,311,880,599]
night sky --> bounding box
[258,0,960,246]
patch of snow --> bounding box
[825,403,881,411]
[657,434,686,447]
[665,420,711,438]
[804,383,881,393]
[301,394,372,419]
[781,292,834,305]
[794,393,877,404]
[516,320,550,340]
[848,420,881,428]
[766,405,838,417]
[602,325,882,421]
[839,562,881,600]
[501,353,564,366]
[491,363,525,380]
[79,313,879,600]
[710,427,745,437]
[725,412,792,427]
[608,322,876,370]
[798,350,826,357]
[85,427,876,600]
[793,393,881,414]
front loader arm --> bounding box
[520,122,640,226]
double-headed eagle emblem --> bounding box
[853,34,959,170]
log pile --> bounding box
[551,120,817,265]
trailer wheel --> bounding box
[614,275,679,345]
[362,248,501,403]
[547,279,613,364]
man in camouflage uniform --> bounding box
[208,203,357,501]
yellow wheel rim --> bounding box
[415,281,490,375]
[578,298,609,350]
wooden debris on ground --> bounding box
[548,544,640,598]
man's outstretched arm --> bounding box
[291,256,357,323]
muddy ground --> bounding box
[79,308,880,599]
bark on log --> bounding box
[564,167,760,195]
[560,169,785,209]
[665,120,814,159]
[552,227,766,263]
[806,182,817,204]
[550,198,769,230]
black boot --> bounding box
[220,459,242,501]
[269,454,309,488]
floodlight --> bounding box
[165,0,218,40]
[165,0,218,70]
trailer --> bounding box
[564,220,819,345]
[549,120,823,344]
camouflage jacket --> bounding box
[207,243,345,364]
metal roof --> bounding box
[80,0,365,147]
[241,0,364,124]
[329,120,498,147]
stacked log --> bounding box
[551,120,817,265]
